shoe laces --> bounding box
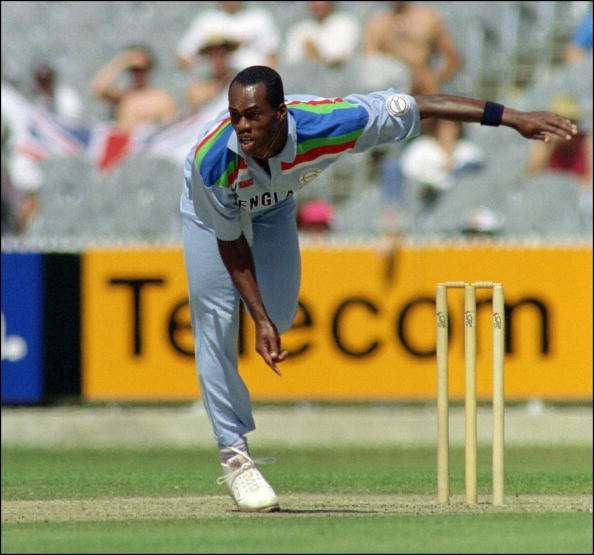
[216,447,276,488]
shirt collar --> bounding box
[226,111,297,164]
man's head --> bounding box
[33,63,55,94]
[309,1,334,21]
[125,45,155,89]
[391,1,409,14]
[198,35,240,78]
[228,66,287,159]
[220,1,242,14]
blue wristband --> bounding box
[481,101,505,127]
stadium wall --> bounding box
[1,243,592,403]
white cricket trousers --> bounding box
[182,197,300,448]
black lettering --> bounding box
[273,192,279,204]
[285,300,313,358]
[505,297,550,354]
[332,297,381,357]
[250,196,259,210]
[262,192,272,206]
[168,299,194,357]
[397,296,444,358]
[286,190,294,199]
[108,277,165,356]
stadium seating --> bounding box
[1,1,591,244]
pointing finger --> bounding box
[264,345,282,376]
[269,361,281,376]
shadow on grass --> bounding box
[280,508,380,514]
[229,508,382,515]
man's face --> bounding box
[228,82,285,158]
[129,66,150,89]
[391,1,407,13]
[127,51,153,89]
[34,64,54,93]
[220,1,241,14]
[309,1,332,20]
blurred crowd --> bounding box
[1,1,592,241]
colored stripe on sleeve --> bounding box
[282,98,368,172]
[286,97,358,114]
[214,155,240,187]
[194,117,240,188]
[194,117,231,167]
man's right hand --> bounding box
[123,50,151,69]
[255,319,288,376]
[217,235,288,376]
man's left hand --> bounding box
[507,109,578,143]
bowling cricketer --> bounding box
[180,65,577,512]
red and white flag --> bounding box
[3,82,227,172]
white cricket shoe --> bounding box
[217,447,280,512]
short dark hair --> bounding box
[229,66,285,109]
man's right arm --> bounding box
[217,235,287,375]
[189,153,287,375]
[90,52,131,103]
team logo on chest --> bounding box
[299,168,322,185]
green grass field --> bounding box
[2,446,592,553]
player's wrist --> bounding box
[255,316,275,330]
[500,106,522,131]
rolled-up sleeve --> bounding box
[346,89,421,152]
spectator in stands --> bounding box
[1,117,42,236]
[31,62,83,122]
[525,95,592,188]
[399,119,484,213]
[91,45,177,130]
[177,1,280,71]
[284,1,361,68]
[564,6,593,64]
[363,1,461,95]
[296,199,335,233]
[186,36,240,113]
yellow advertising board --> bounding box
[82,243,592,401]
